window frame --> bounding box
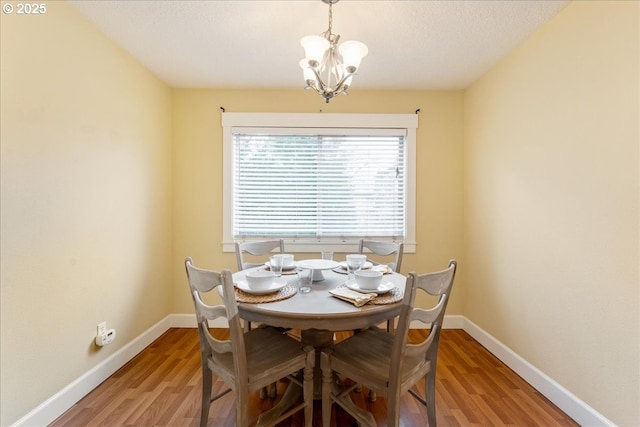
[222,112,417,253]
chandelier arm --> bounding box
[310,66,327,93]
[309,85,324,97]
[332,70,355,94]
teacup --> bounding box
[346,254,367,269]
[245,270,274,291]
[271,254,295,269]
[355,270,383,290]
[345,254,367,278]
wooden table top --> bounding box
[232,265,406,332]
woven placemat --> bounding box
[334,284,403,305]
[370,286,403,305]
[234,284,297,303]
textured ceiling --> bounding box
[70,0,569,90]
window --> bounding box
[222,113,417,253]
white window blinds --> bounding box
[232,128,406,240]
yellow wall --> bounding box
[463,2,639,425]
[2,0,638,425]
[0,2,173,425]
[171,89,465,314]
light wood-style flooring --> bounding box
[50,328,579,427]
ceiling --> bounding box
[70,0,569,91]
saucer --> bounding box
[296,259,340,270]
[338,261,373,270]
[345,279,395,294]
[264,261,297,271]
[236,278,288,295]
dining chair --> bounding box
[235,239,288,398]
[320,260,457,427]
[359,239,404,334]
[235,239,285,271]
[358,239,404,273]
[185,257,315,427]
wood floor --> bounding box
[50,328,579,427]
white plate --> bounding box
[338,261,373,270]
[236,278,288,295]
[345,279,395,294]
[264,261,297,271]
[296,259,340,270]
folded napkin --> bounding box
[329,287,377,307]
[334,263,393,275]
[371,264,393,274]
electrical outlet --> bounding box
[97,322,107,336]
[96,329,116,346]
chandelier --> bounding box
[299,0,368,103]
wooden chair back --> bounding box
[185,257,248,387]
[235,239,285,271]
[392,260,457,392]
[320,259,457,427]
[185,257,315,427]
[358,239,404,272]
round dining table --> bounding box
[231,261,407,425]
[233,262,406,334]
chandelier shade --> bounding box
[299,59,318,83]
[300,35,331,66]
[338,40,368,71]
[299,0,368,103]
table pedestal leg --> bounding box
[320,350,377,427]
[256,377,303,427]
[258,328,375,425]
[257,329,333,424]
[301,329,334,399]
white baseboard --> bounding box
[442,314,464,329]
[462,318,615,427]
[12,314,612,427]
[11,316,173,427]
